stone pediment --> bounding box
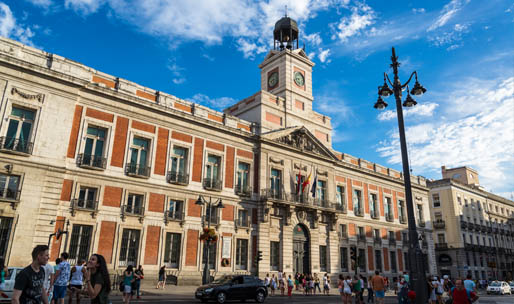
[261,126,338,160]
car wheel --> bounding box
[255,290,266,303]
[216,292,227,304]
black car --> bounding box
[195,275,267,303]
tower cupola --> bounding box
[273,15,299,50]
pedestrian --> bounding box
[52,252,70,304]
[353,275,363,304]
[264,273,270,292]
[156,266,165,289]
[428,276,437,304]
[323,273,330,295]
[287,275,293,298]
[134,265,144,299]
[367,276,374,303]
[279,273,285,296]
[449,279,479,304]
[463,274,476,293]
[0,258,8,292]
[314,273,321,294]
[50,258,61,304]
[11,244,50,304]
[309,275,315,295]
[82,254,111,304]
[270,274,276,296]
[397,275,408,304]
[68,259,86,304]
[41,258,54,302]
[343,275,352,304]
[294,273,299,291]
[436,276,445,304]
[122,265,134,304]
[443,275,454,292]
[371,271,385,304]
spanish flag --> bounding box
[302,168,312,193]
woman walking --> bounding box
[323,273,330,295]
[83,254,110,304]
[270,274,276,296]
[279,273,285,296]
[367,276,374,303]
[122,265,135,304]
[287,275,294,298]
[156,266,166,289]
[134,265,144,299]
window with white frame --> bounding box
[398,200,405,222]
[270,241,280,271]
[127,137,150,176]
[353,189,362,214]
[316,180,327,204]
[369,193,378,218]
[270,168,281,197]
[237,209,249,227]
[385,197,393,220]
[336,186,345,210]
[0,174,20,201]
[80,126,107,168]
[432,193,440,207]
[169,146,188,183]
[76,186,97,210]
[164,232,181,268]
[167,199,183,220]
[319,245,328,272]
[235,239,248,270]
[125,193,144,215]
[236,162,250,193]
[340,247,348,272]
[3,106,36,153]
[204,154,221,188]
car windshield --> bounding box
[490,282,500,286]
[212,276,233,284]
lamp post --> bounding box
[48,218,70,252]
[196,195,224,285]
[373,47,428,304]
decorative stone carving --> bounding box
[276,128,325,155]
[269,157,284,165]
[297,209,307,222]
[11,87,44,103]
[316,168,328,176]
[293,163,308,171]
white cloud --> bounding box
[427,0,469,31]
[65,0,104,15]
[202,53,214,61]
[304,32,322,46]
[167,59,186,85]
[318,48,331,63]
[412,8,426,14]
[331,3,375,42]
[0,2,36,46]
[377,77,514,196]
[25,0,53,8]
[187,93,236,110]
[377,102,439,121]
[236,38,267,59]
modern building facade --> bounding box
[428,166,514,280]
[0,17,436,284]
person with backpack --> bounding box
[82,254,110,304]
[449,279,479,304]
[287,275,294,298]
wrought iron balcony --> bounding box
[388,237,396,246]
[291,192,312,205]
[434,220,446,229]
[235,184,252,197]
[125,163,151,178]
[338,232,349,240]
[354,208,364,217]
[203,178,223,191]
[334,202,347,213]
[76,154,107,169]
[260,188,286,201]
[460,221,468,229]
[370,210,380,219]
[0,188,20,202]
[435,243,448,250]
[399,215,407,224]
[121,204,144,222]
[374,237,382,245]
[313,198,333,209]
[357,234,367,243]
[487,226,492,233]
[70,199,98,217]
[0,137,33,155]
[165,209,184,224]
[480,225,487,232]
[166,171,189,185]
[385,213,394,222]
[202,214,220,226]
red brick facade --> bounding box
[111,117,129,167]
[66,105,83,158]
[144,226,161,265]
[185,230,199,266]
[225,146,235,188]
[50,216,65,261]
[148,193,165,213]
[187,198,201,217]
[103,186,123,207]
[222,204,234,222]
[98,221,116,263]
[154,127,169,175]
[192,138,204,182]
[60,179,73,201]
[85,107,114,122]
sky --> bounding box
[1,0,513,199]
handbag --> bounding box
[119,281,124,292]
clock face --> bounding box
[294,71,305,87]
[268,72,278,88]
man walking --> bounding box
[449,280,478,304]
[463,274,477,293]
[11,245,50,304]
[52,253,70,304]
[371,271,385,304]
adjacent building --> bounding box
[0,17,436,284]
[428,166,514,280]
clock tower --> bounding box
[224,15,332,147]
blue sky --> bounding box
[1,0,513,198]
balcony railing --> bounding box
[402,239,409,247]
[235,217,250,231]
[339,232,349,240]
[121,204,144,222]
[291,192,311,205]
[434,220,446,229]
[202,214,220,226]
[357,234,367,243]
[370,210,380,219]
[76,154,107,169]
[203,178,222,191]
[385,213,394,222]
[354,208,364,217]
[460,221,468,229]
[373,237,382,245]
[0,189,21,201]
[235,184,252,197]
[480,225,487,232]
[0,137,33,155]
[399,215,407,224]
[261,188,286,201]
[125,163,151,178]
[335,202,347,213]
[388,238,396,246]
[435,243,448,250]
[166,171,189,185]
[165,209,184,223]
[70,199,98,216]
[313,198,333,209]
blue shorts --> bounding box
[375,290,385,298]
[53,285,67,299]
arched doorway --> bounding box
[293,224,310,274]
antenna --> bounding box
[285,5,288,17]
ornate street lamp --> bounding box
[196,195,224,285]
[373,47,428,304]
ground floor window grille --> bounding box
[68,224,93,265]
[164,232,181,268]
[0,217,13,258]
[236,239,248,270]
[340,247,348,272]
[319,245,327,272]
[375,250,382,271]
[270,241,280,271]
[119,229,140,267]
[202,242,217,270]
[390,251,397,273]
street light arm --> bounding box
[401,71,418,89]
[384,73,394,87]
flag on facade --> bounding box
[311,172,318,197]
[295,167,302,195]
[301,167,312,193]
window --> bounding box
[168,146,188,184]
[316,180,327,205]
[0,217,13,258]
[0,174,20,201]
[270,169,281,197]
[205,205,219,225]
[127,137,150,176]
[236,209,249,227]
[402,232,408,243]
[164,232,181,268]
[202,242,216,270]
[358,248,366,272]
[236,239,248,270]
[457,196,461,204]
[270,241,280,271]
[374,229,380,239]
[375,250,382,271]
[390,251,397,272]
[205,154,221,183]
[432,194,440,207]
[389,231,395,241]
[437,234,446,243]
[119,229,140,266]
[75,187,97,210]
[167,199,183,220]
[358,226,365,238]
[319,245,328,272]
[340,224,348,238]
[236,162,250,194]
[385,197,393,220]
[125,193,144,215]
[68,225,93,265]
[340,247,348,272]
[2,106,35,153]
[336,186,346,211]
[353,189,362,215]
[403,252,409,271]
[370,193,378,218]
[79,126,107,168]
[417,204,424,225]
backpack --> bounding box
[450,287,479,304]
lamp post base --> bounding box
[408,246,428,304]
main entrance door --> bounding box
[293,224,310,274]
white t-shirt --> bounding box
[43,263,55,290]
[323,276,328,286]
[344,279,352,294]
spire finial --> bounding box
[285,5,288,17]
